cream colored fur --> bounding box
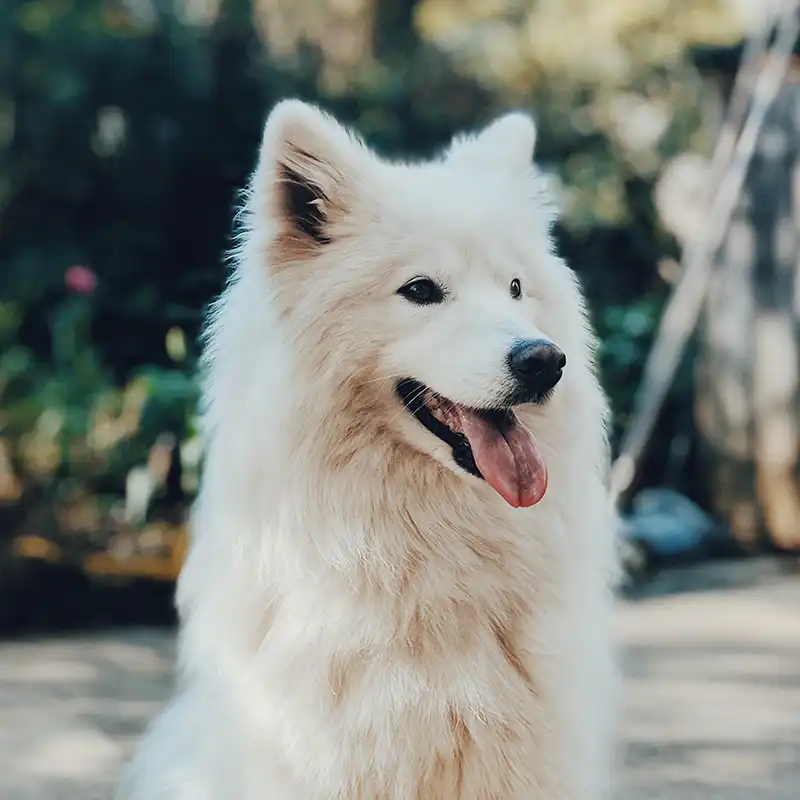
[116,100,618,800]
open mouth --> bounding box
[396,379,548,508]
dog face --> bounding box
[248,101,593,508]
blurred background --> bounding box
[0,0,798,798]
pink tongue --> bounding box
[455,410,548,508]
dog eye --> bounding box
[398,277,445,305]
[510,278,522,299]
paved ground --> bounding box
[1,561,799,799]
[616,562,800,800]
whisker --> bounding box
[352,374,407,388]
[387,385,429,427]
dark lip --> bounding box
[395,379,517,479]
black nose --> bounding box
[507,339,566,398]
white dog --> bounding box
[117,100,618,799]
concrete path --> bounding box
[1,565,799,799]
[616,570,800,799]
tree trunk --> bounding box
[696,69,800,551]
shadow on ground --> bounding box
[0,561,177,637]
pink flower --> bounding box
[65,265,98,295]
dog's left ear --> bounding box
[447,112,537,171]
[256,100,367,254]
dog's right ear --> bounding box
[256,100,366,256]
[447,112,537,173]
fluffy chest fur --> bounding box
[221,500,571,800]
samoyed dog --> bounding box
[117,100,617,799]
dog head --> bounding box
[242,101,596,508]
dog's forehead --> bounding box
[370,163,549,278]
[391,164,517,217]
[379,164,533,234]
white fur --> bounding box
[117,100,619,800]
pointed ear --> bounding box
[447,112,537,171]
[255,100,366,255]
